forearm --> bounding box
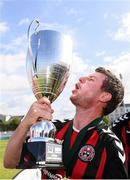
[4,120,30,168]
[4,97,53,168]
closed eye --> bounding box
[88,77,95,81]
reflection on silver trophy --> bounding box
[19,20,72,168]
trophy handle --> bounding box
[27,19,40,76]
[27,19,40,40]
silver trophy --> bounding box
[19,20,72,169]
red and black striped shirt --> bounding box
[19,118,128,179]
[112,112,130,178]
[51,117,128,179]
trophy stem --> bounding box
[29,119,56,142]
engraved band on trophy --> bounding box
[18,20,72,169]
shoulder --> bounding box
[97,124,121,150]
[112,112,130,128]
[99,125,119,144]
[99,126,125,163]
[52,119,71,131]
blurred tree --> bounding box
[0,117,20,131]
[9,117,20,130]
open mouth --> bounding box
[72,82,80,94]
[75,83,80,90]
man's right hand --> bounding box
[22,97,54,129]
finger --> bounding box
[33,103,53,119]
[38,97,51,105]
[36,103,53,113]
[38,109,53,120]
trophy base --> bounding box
[18,141,63,169]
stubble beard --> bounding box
[70,94,79,106]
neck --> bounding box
[73,106,102,131]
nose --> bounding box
[79,76,87,83]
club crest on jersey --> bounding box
[78,145,95,162]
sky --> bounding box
[0,0,130,120]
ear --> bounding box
[99,92,112,103]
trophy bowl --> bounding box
[18,20,72,169]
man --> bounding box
[4,67,128,179]
[112,112,130,178]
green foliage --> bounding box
[0,117,20,131]
[9,118,20,130]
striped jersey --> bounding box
[19,117,128,179]
[48,117,128,179]
[112,112,130,178]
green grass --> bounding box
[0,140,20,179]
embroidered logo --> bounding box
[78,145,95,162]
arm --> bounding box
[4,120,29,168]
[4,97,53,168]
[103,154,128,179]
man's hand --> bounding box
[22,97,54,128]
[4,97,54,168]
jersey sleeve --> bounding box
[103,131,128,178]
[112,112,130,146]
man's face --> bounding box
[70,72,106,108]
